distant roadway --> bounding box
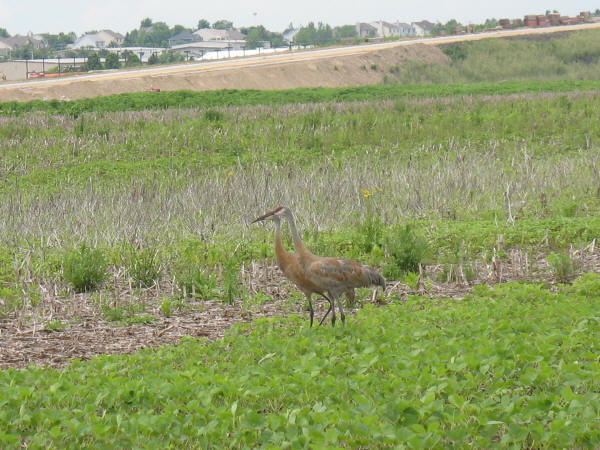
[1,22,599,92]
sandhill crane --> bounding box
[252,212,348,326]
[253,206,385,326]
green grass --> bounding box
[1,277,600,447]
[1,89,600,304]
[390,28,600,84]
[2,80,600,115]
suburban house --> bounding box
[396,23,415,36]
[167,31,197,47]
[356,21,418,38]
[411,20,436,36]
[68,30,124,49]
[0,33,47,56]
[355,22,378,38]
[369,21,401,37]
[0,39,13,57]
[193,28,245,41]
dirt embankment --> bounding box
[0,44,448,102]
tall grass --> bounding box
[388,28,600,84]
[1,90,599,308]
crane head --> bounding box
[251,206,286,224]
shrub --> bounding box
[571,272,600,296]
[174,264,217,299]
[63,244,108,293]
[222,259,242,305]
[124,247,161,288]
[548,252,580,283]
[383,224,428,280]
[204,109,224,122]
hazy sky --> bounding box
[2,0,599,36]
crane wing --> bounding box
[307,258,376,290]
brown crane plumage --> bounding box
[252,206,385,326]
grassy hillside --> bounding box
[387,28,600,84]
[2,279,600,448]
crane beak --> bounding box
[251,210,275,224]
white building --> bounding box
[193,28,245,41]
[411,20,436,36]
[69,30,124,49]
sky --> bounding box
[1,0,599,36]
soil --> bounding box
[1,22,599,103]
[0,44,449,102]
[1,243,598,370]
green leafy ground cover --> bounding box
[1,79,600,116]
[2,277,600,447]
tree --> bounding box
[104,52,120,69]
[197,19,210,29]
[85,52,103,70]
[0,28,10,38]
[170,24,187,36]
[212,20,233,30]
[140,18,153,28]
[483,18,499,28]
[158,51,185,63]
[124,52,141,67]
[334,24,357,39]
[147,53,159,65]
[123,30,138,46]
[244,26,266,49]
[295,22,334,46]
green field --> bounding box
[2,279,600,447]
[2,29,600,447]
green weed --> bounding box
[548,252,580,283]
[222,259,242,305]
[123,246,161,288]
[1,279,600,447]
[44,320,67,332]
[63,244,108,293]
[383,224,428,279]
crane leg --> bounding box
[318,294,333,326]
[337,296,346,326]
[306,294,314,327]
[330,297,336,327]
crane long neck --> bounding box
[285,210,312,260]
[273,217,284,263]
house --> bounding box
[68,30,124,49]
[411,20,435,36]
[369,21,402,37]
[0,33,47,57]
[193,28,245,41]
[355,22,377,38]
[0,33,47,51]
[170,40,245,59]
[0,39,11,57]
[168,31,196,47]
[396,22,415,36]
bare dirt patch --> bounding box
[0,44,448,102]
[1,244,598,370]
